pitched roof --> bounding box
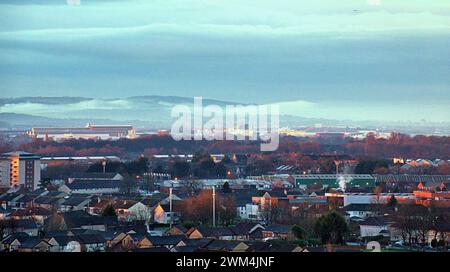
[69,172,121,180]
[132,247,170,252]
[57,210,118,229]
[48,235,78,246]
[193,227,235,237]
[205,240,247,251]
[34,196,62,205]
[263,225,291,234]
[113,200,138,209]
[0,193,23,202]
[20,237,50,249]
[172,245,199,252]
[263,243,301,252]
[182,238,214,248]
[11,207,52,217]
[61,196,91,207]
[108,224,148,234]
[76,234,106,244]
[1,232,29,244]
[147,235,185,246]
[10,219,38,229]
[67,180,122,190]
[167,225,188,234]
[360,217,388,227]
[343,203,381,212]
[15,194,38,203]
[231,222,264,235]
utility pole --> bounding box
[102,160,107,173]
[169,186,173,229]
[212,186,216,227]
[334,160,340,176]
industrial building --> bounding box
[28,123,136,141]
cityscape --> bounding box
[0,0,449,260]
[0,125,449,253]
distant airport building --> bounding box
[28,123,136,141]
[0,151,41,191]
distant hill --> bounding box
[1,96,449,135]
[0,96,92,106]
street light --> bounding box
[212,186,216,227]
[102,160,107,173]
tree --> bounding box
[101,204,117,217]
[355,159,389,174]
[172,160,190,179]
[314,211,348,244]
[120,174,138,195]
[292,225,306,240]
[218,196,237,226]
[222,181,231,194]
[387,195,398,207]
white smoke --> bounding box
[337,175,353,192]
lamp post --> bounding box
[102,160,107,173]
[169,186,173,229]
[212,186,216,227]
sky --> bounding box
[0,0,450,122]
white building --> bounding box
[28,123,136,141]
[237,204,260,220]
[0,151,41,191]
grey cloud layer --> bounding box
[0,0,449,122]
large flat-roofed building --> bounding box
[294,174,376,189]
[0,151,41,191]
[28,123,136,140]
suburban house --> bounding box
[13,195,38,209]
[1,219,39,236]
[233,189,260,220]
[252,190,289,208]
[44,210,118,232]
[66,179,123,194]
[60,196,92,212]
[147,235,186,249]
[166,225,189,236]
[45,235,79,252]
[230,222,265,240]
[0,193,24,209]
[203,240,249,252]
[10,207,52,226]
[0,206,11,219]
[246,242,303,252]
[153,204,180,224]
[261,225,293,240]
[359,217,390,238]
[1,232,30,252]
[76,234,107,252]
[113,200,150,222]
[343,203,394,220]
[187,227,236,240]
[17,237,52,252]
[33,195,65,210]
[67,172,123,183]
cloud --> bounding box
[0,0,449,123]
